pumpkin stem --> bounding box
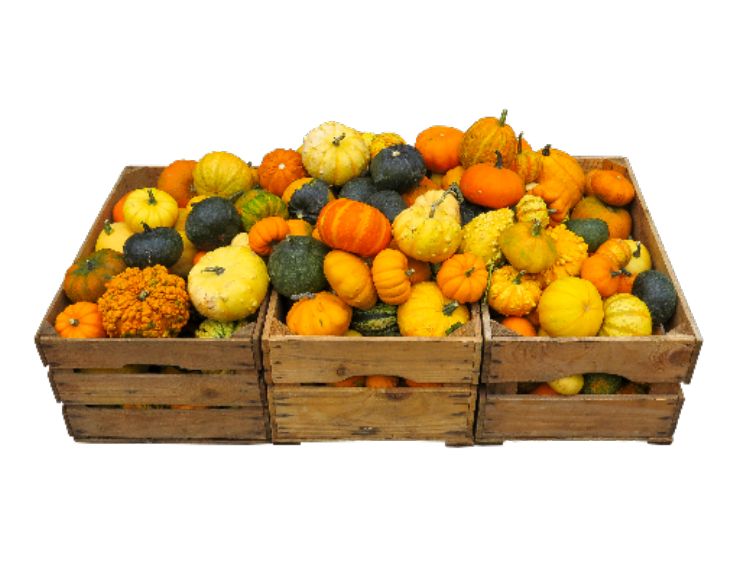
[141,222,152,232]
[464,266,475,278]
[633,241,642,258]
[68,318,80,327]
[137,290,149,301]
[542,144,552,157]
[85,258,96,272]
[443,300,460,317]
[512,270,526,285]
[103,219,113,235]
[445,322,463,336]
[494,151,504,169]
[531,219,543,237]
[332,133,346,146]
[202,266,225,276]
[405,268,415,278]
[291,292,315,301]
[147,188,157,205]
[429,185,462,218]
[517,132,524,155]
[498,109,508,127]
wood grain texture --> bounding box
[262,291,482,385]
[50,369,263,406]
[269,385,476,445]
[63,405,270,442]
[475,384,683,443]
[482,157,702,385]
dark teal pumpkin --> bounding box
[564,218,609,252]
[365,190,407,222]
[288,179,334,224]
[339,177,377,202]
[185,197,243,250]
[267,236,329,297]
[123,226,184,268]
[632,270,677,327]
[370,144,426,193]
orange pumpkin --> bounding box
[537,144,585,196]
[459,152,524,209]
[460,109,517,169]
[330,376,366,387]
[580,254,625,298]
[500,316,537,336]
[366,375,399,388]
[596,238,633,269]
[531,383,560,396]
[248,216,291,256]
[585,169,635,207]
[54,302,105,339]
[316,199,392,257]
[442,166,465,190]
[407,257,432,284]
[403,379,443,388]
[571,196,632,239]
[415,125,464,173]
[510,133,542,184]
[436,252,488,304]
[258,148,307,196]
[157,160,197,207]
[112,192,130,222]
[63,249,127,303]
[371,248,413,305]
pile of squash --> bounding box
[54,110,678,346]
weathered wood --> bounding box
[50,369,263,406]
[475,384,683,443]
[63,405,270,441]
[481,157,702,385]
[269,385,476,445]
[262,291,482,385]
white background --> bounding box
[2,1,744,560]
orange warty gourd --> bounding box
[571,196,632,239]
[460,152,524,209]
[436,252,488,304]
[531,177,580,225]
[248,216,291,256]
[258,148,307,197]
[157,160,197,207]
[415,125,464,173]
[460,109,517,169]
[54,302,105,339]
[596,238,633,269]
[316,199,392,258]
[585,169,635,207]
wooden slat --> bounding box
[262,291,482,385]
[475,384,683,443]
[64,405,269,442]
[50,369,262,406]
[269,385,476,445]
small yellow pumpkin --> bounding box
[193,151,255,198]
[537,277,604,337]
[123,188,179,233]
[397,281,469,337]
[623,240,652,275]
[598,293,652,337]
[323,250,377,310]
[487,265,542,317]
[94,220,134,253]
[286,292,352,336]
[301,121,370,185]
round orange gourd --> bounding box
[63,249,127,303]
[248,216,291,256]
[460,109,517,169]
[571,196,632,239]
[371,248,413,305]
[323,250,377,310]
[579,254,625,298]
[459,152,524,209]
[407,257,432,284]
[157,160,197,207]
[258,148,307,197]
[585,169,635,207]
[415,125,464,173]
[435,252,488,304]
[316,199,392,258]
[286,292,352,336]
[500,316,537,336]
[537,277,604,337]
[54,302,105,339]
[487,266,542,317]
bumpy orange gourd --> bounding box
[436,252,488,304]
[539,224,589,287]
[316,199,392,257]
[248,216,291,256]
[371,248,413,305]
[531,178,579,225]
[415,125,464,173]
[98,265,190,338]
[460,152,524,209]
[571,196,632,239]
[157,160,197,207]
[258,148,307,197]
[460,109,517,169]
[487,265,542,317]
[286,292,352,336]
[585,169,635,207]
[54,302,105,339]
[323,250,377,310]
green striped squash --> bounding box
[234,189,288,230]
[350,303,400,336]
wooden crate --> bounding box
[475,383,683,444]
[481,157,702,385]
[35,166,270,443]
[263,290,482,445]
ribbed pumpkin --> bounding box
[123,188,179,233]
[288,179,335,224]
[596,238,633,269]
[267,236,329,298]
[536,144,585,196]
[64,249,127,303]
[487,265,542,317]
[459,152,524,209]
[157,160,197,207]
[459,109,517,169]
[286,292,352,336]
[54,302,105,339]
[498,219,557,274]
[371,248,413,305]
[397,281,469,337]
[510,133,542,184]
[301,121,370,185]
[571,196,632,239]
[598,293,652,337]
[316,199,392,258]
[370,144,427,193]
[435,252,488,304]
[580,254,626,298]
[193,151,255,198]
[585,169,635,207]
[323,250,377,310]
[415,125,464,173]
[234,189,288,230]
[258,148,307,196]
[537,277,604,337]
[248,216,291,256]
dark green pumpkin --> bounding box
[632,270,677,326]
[123,226,183,268]
[339,177,377,202]
[185,197,243,250]
[267,236,329,298]
[365,190,407,222]
[370,144,426,193]
[234,189,288,230]
[288,179,334,224]
[460,199,489,226]
[582,373,624,394]
[350,303,400,336]
[564,218,609,252]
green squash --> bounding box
[185,196,244,250]
[267,236,329,298]
[195,318,251,338]
[582,373,624,394]
[564,218,609,252]
[350,303,400,336]
[370,144,426,193]
[234,189,288,230]
[632,270,677,326]
[288,179,334,224]
[365,190,407,222]
[339,177,377,202]
[123,226,184,268]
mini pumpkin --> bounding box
[536,144,585,196]
[234,189,288,231]
[598,293,652,337]
[436,252,488,304]
[510,133,542,184]
[371,248,414,305]
[123,188,179,233]
[580,254,626,298]
[397,281,469,337]
[193,151,255,198]
[415,125,464,173]
[323,250,377,310]
[157,160,197,207]
[460,109,517,169]
[370,144,427,193]
[54,302,105,339]
[596,238,633,269]
[301,121,370,185]
[623,240,652,275]
[316,199,392,258]
[585,169,635,207]
[487,265,542,317]
[459,151,524,209]
[498,219,557,273]
[286,292,352,336]
[94,220,134,254]
[258,148,307,196]
[537,277,604,337]
[64,249,127,303]
[248,216,291,256]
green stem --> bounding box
[445,322,462,336]
[633,241,642,258]
[498,109,508,127]
[531,219,543,237]
[429,185,462,218]
[332,133,346,147]
[464,266,475,278]
[202,266,225,275]
[517,132,524,155]
[138,290,150,301]
[512,270,526,285]
[405,268,415,278]
[103,219,113,235]
[147,188,157,205]
[443,300,460,317]
[542,144,552,157]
